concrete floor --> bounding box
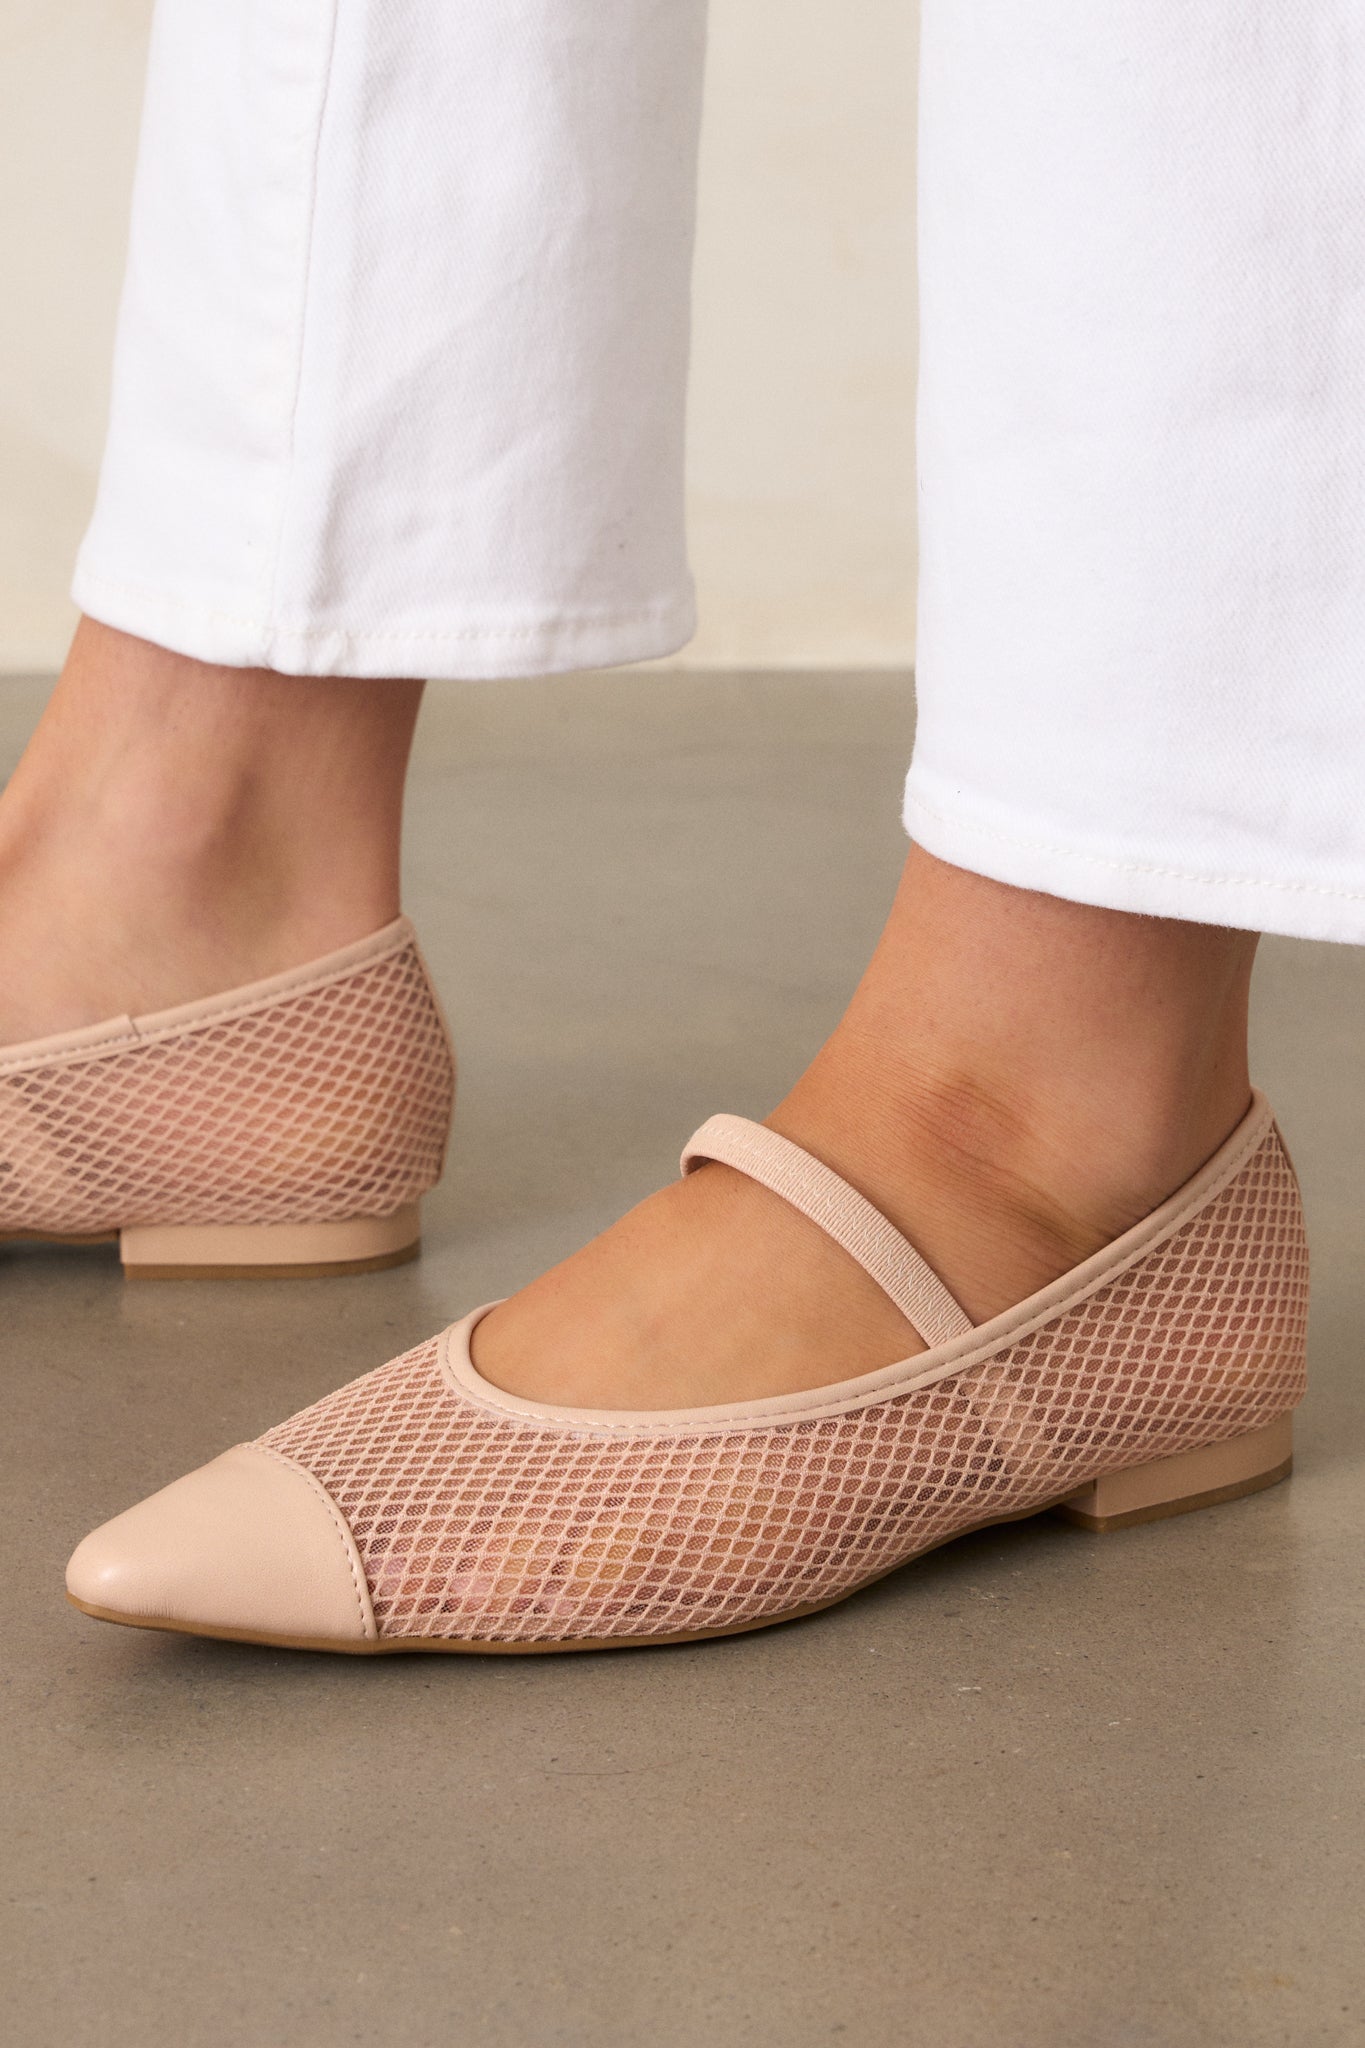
[3,670,1363,2048]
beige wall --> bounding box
[0,1,918,674]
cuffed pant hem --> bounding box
[72,567,698,681]
[903,778,1365,946]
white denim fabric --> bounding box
[76,0,708,681]
[906,4,1365,944]
[77,2,1365,943]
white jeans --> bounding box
[76,3,1365,945]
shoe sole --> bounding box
[66,1416,1293,1655]
[4,1205,421,1280]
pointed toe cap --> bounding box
[66,1442,377,1647]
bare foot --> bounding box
[473,1160,925,1411]
[472,849,1257,1410]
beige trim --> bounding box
[681,1113,973,1346]
[442,1089,1278,1434]
[0,916,416,1074]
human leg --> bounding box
[0,619,422,1044]
[4,2,709,1260]
[66,3,1337,1641]
[0,621,450,1271]
[474,844,1259,1407]
[6,0,710,1041]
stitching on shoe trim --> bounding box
[0,922,417,1076]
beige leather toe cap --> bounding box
[66,1443,377,1645]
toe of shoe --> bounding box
[66,1442,377,1647]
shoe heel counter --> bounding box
[406,934,457,1184]
[238,931,455,1216]
[1193,1116,1310,1427]
[1263,1118,1311,1410]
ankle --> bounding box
[1,738,392,965]
[0,620,424,1037]
[18,621,418,914]
[68,754,398,944]
[771,1020,1253,1326]
[901,1032,1243,1204]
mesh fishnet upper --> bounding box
[0,938,454,1234]
[261,1124,1309,1645]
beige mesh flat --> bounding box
[66,1087,1307,1649]
[2,918,454,1279]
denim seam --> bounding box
[75,566,695,640]
[906,787,1365,906]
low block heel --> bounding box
[119,1204,422,1280]
[1053,1413,1294,1533]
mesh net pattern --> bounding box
[262,1126,1309,1645]
[0,940,454,1234]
